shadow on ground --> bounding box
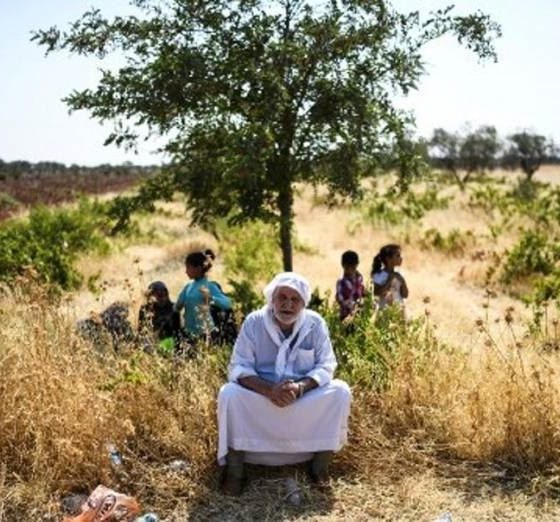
[186,463,335,522]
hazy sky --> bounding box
[1,1,559,166]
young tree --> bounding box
[507,132,556,181]
[33,0,500,270]
[428,128,462,183]
[459,125,501,179]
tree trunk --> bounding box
[521,158,540,181]
[277,182,294,272]
[451,169,465,191]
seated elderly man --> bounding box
[217,272,351,495]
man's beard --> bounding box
[273,308,300,326]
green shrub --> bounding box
[419,228,476,256]
[519,186,560,229]
[314,293,434,389]
[0,192,20,214]
[362,186,449,227]
[226,278,264,319]
[402,187,450,217]
[218,220,282,283]
[468,185,511,215]
[0,199,110,289]
[500,230,560,285]
[217,219,281,321]
[532,271,560,306]
[363,197,402,225]
[469,182,560,232]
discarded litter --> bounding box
[434,513,452,522]
[63,484,140,522]
[166,459,189,473]
[106,443,123,467]
[135,514,160,522]
[61,494,88,517]
[284,477,302,507]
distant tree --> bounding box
[459,125,501,179]
[429,125,501,188]
[507,132,556,181]
[428,128,464,184]
[385,135,430,193]
[33,0,500,270]
[35,162,67,175]
[5,161,32,179]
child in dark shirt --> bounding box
[335,250,365,320]
[138,281,181,345]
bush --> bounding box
[316,292,433,389]
[226,278,264,319]
[362,186,449,227]
[419,228,476,256]
[218,220,282,283]
[468,185,511,215]
[0,191,20,214]
[0,199,110,289]
[500,230,560,285]
[533,272,560,305]
[469,181,560,232]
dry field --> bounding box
[1,168,560,521]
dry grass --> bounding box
[0,282,225,520]
[3,170,560,520]
[3,282,560,520]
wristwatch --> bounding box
[297,382,305,398]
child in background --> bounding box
[335,250,365,320]
[174,249,232,342]
[371,244,408,310]
[138,281,181,352]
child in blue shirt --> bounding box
[175,249,232,340]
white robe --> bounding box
[217,307,351,465]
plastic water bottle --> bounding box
[135,514,159,522]
[167,459,189,473]
[284,477,301,506]
[106,443,123,466]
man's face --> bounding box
[272,286,305,327]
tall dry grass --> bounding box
[0,280,224,520]
[4,171,560,519]
[2,277,560,520]
[380,320,560,469]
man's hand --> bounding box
[268,380,299,407]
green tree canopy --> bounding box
[34,0,500,270]
[507,131,556,181]
[429,125,501,188]
[429,127,461,174]
[459,125,501,176]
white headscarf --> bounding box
[262,272,312,379]
[263,272,311,306]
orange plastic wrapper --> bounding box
[64,485,140,522]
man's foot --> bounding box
[222,471,244,496]
[309,451,333,484]
[221,448,245,496]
